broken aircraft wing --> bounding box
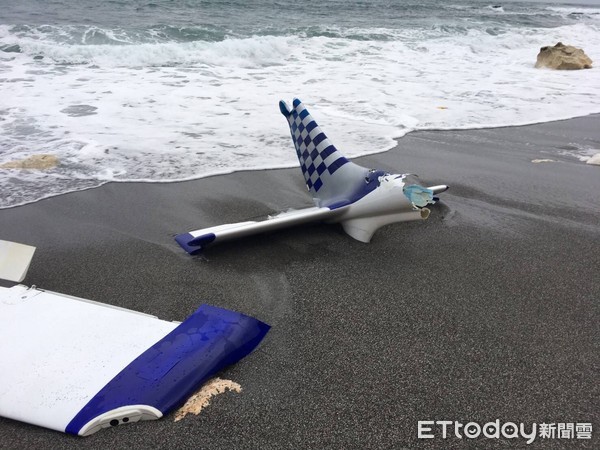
[0,241,270,436]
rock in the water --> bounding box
[0,154,59,170]
[535,42,592,70]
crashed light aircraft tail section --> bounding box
[175,98,448,254]
[279,98,370,207]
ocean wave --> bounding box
[0,31,293,67]
[0,22,467,49]
[547,6,600,16]
[0,24,232,46]
[4,20,587,68]
[1,18,600,208]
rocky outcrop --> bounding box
[535,42,592,70]
[0,154,59,170]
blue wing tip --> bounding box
[174,233,203,255]
[66,304,271,435]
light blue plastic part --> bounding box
[403,185,434,207]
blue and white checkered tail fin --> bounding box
[280,99,370,208]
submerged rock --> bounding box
[535,42,592,70]
[0,154,59,170]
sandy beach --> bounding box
[0,115,599,448]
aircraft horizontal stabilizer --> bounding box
[175,206,346,254]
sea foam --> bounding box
[1,16,600,208]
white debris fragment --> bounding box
[585,153,600,166]
[531,159,556,163]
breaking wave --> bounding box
[1,1,600,208]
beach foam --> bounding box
[1,4,600,208]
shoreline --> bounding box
[2,112,600,212]
[0,115,599,448]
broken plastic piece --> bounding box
[0,240,35,282]
[403,185,434,207]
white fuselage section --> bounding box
[330,174,430,243]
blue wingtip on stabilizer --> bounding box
[175,233,216,255]
[174,233,202,255]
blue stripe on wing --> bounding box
[174,232,216,255]
[65,305,270,435]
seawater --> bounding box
[1,0,600,208]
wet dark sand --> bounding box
[0,115,599,449]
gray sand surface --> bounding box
[0,116,599,449]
